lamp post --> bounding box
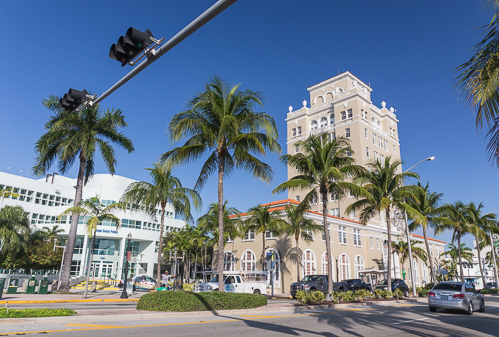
[403,156,435,297]
[335,256,339,282]
[120,233,132,299]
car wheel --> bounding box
[478,300,485,313]
[310,287,316,292]
[404,289,409,297]
[253,289,261,294]
[429,307,437,312]
[466,301,473,315]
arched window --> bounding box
[321,252,333,276]
[310,120,318,130]
[325,92,333,102]
[329,112,335,125]
[413,261,420,285]
[224,252,235,271]
[422,262,429,284]
[339,253,350,281]
[303,249,317,277]
[264,248,280,288]
[316,96,324,105]
[320,116,328,128]
[354,255,365,279]
[241,250,256,272]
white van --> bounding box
[193,271,267,294]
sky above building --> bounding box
[1,0,497,248]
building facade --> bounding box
[0,172,185,279]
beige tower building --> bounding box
[286,71,401,221]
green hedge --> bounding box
[418,289,430,297]
[0,308,76,318]
[481,289,499,295]
[137,291,267,312]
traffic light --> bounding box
[59,89,89,112]
[109,28,154,67]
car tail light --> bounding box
[428,291,436,297]
[453,293,465,299]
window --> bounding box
[330,132,336,141]
[330,113,335,125]
[339,226,347,244]
[73,237,84,254]
[224,252,235,271]
[376,238,380,250]
[297,126,302,135]
[349,190,354,197]
[374,151,379,161]
[339,254,350,281]
[345,128,350,138]
[422,262,429,283]
[295,145,299,153]
[366,147,369,157]
[353,229,361,245]
[265,230,277,239]
[354,255,365,278]
[322,252,332,275]
[413,261,420,285]
[311,195,317,205]
[227,236,233,243]
[296,196,300,202]
[384,139,388,151]
[322,224,331,242]
[370,237,374,249]
[346,149,352,157]
[320,116,328,128]
[241,250,256,271]
[292,128,296,137]
[331,208,340,217]
[311,120,318,130]
[373,133,377,145]
[380,154,384,164]
[303,250,317,277]
[365,128,368,139]
[341,111,346,120]
[393,145,396,154]
[330,193,337,202]
[347,109,352,118]
[350,209,356,218]
[244,230,255,240]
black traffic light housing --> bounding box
[109,28,154,67]
[59,89,89,112]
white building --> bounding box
[0,171,185,279]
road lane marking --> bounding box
[66,324,124,328]
[334,308,373,311]
[392,317,432,325]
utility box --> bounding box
[38,277,49,294]
[7,278,19,294]
[25,277,37,294]
[0,278,6,299]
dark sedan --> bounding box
[374,278,409,297]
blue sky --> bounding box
[1,0,498,248]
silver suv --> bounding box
[428,282,485,315]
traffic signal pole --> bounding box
[90,0,237,108]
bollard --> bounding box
[90,281,97,293]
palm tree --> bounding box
[466,202,496,286]
[161,77,281,292]
[405,182,445,284]
[345,156,419,292]
[437,201,474,282]
[0,206,30,256]
[391,240,428,283]
[120,162,201,288]
[273,133,366,298]
[440,259,459,281]
[60,197,124,298]
[281,203,323,282]
[33,97,134,292]
[0,188,19,209]
[42,225,65,243]
[454,0,499,166]
[440,243,474,281]
[245,204,287,269]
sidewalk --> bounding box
[0,290,146,304]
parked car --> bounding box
[133,275,156,290]
[290,275,347,298]
[428,282,485,315]
[343,279,372,292]
[374,278,409,297]
[118,278,136,291]
[484,282,497,290]
[194,271,267,294]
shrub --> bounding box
[295,290,307,303]
[418,289,429,297]
[137,291,267,312]
[183,283,194,291]
[423,283,434,290]
[374,289,393,299]
[0,308,76,318]
[295,290,325,304]
[352,289,370,301]
[393,288,403,299]
[415,287,422,293]
[480,289,499,295]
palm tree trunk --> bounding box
[386,208,392,292]
[262,233,266,270]
[458,236,464,282]
[156,205,166,288]
[422,226,436,284]
[194,252,198,280]
[59,154,86,293]
[83,229,97,299]
[296,234,300,282]
[217,155,225,292]
[322,190,333,299]
[475,235,486,286]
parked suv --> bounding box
[374,278,409,297]
[484,282,497,290]
[343,279,372,292]
[290,275,348,298]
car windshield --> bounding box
[209,275,219,283]
[433,283,462,291]
[378,280,390,286]
[144,277,155,282]
[301,276,319,282]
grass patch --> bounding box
[0,308,76,318]
[137,291,267,312]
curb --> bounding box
[0,299,140,304]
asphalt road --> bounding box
[1,297,498,336]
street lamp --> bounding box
[120,232,132,299]
[335,256,339,282]
[403,156,435,297]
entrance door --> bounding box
[100,262,113,278]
